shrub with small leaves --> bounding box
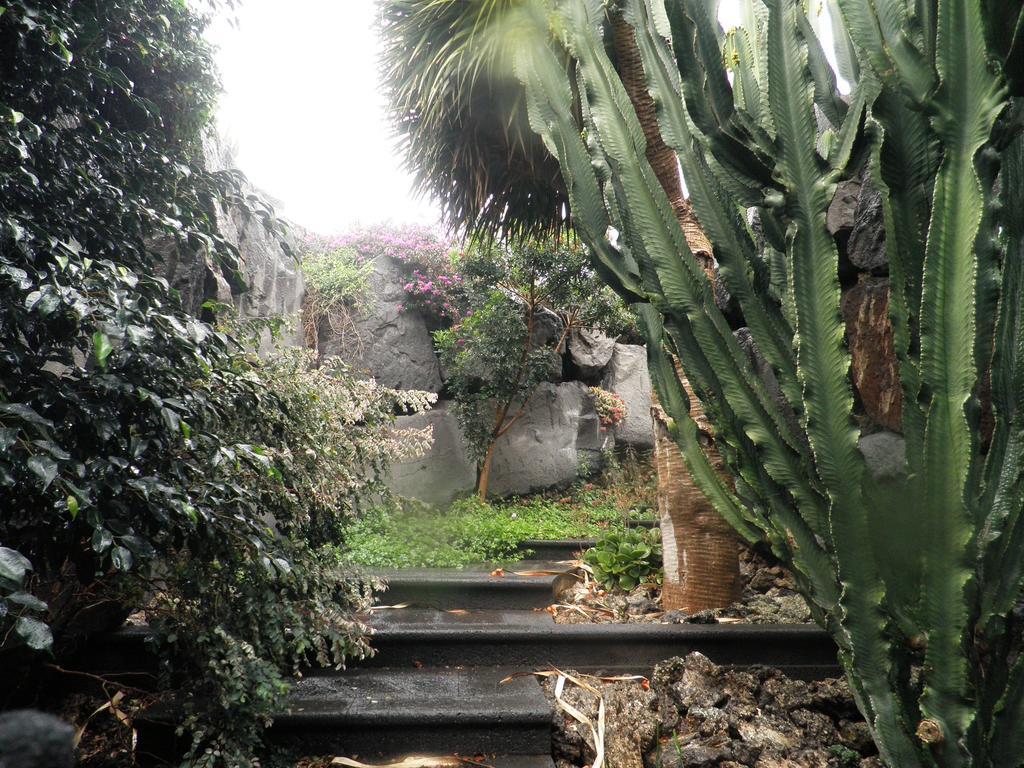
[583,528,662,592]
[0,2,431,764]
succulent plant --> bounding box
[583,528,663,591]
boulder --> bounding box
[530,306,566,348]
[858,431,907,482]
[842,276,902,431]
[568,327,616,379]
[827,178,862,235]
[387,402,476,506]
[602,344,655,449]
[848,178,888,273]
[320,255,443,392]
[0,710,75,768]
[488,381,609,496]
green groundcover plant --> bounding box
[343,493,638,569]
[382,0,1024,764]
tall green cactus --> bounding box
[381,0,1024,763]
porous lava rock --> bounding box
[546,654,878,768]
[842,276,902,431]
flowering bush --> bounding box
[309,224,468,327]
[590,387,627,432]
[401,267,466,323]
[333,223,453,269]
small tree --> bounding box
[435,237,630,498]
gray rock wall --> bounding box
[602,344,655,449]
[218,205,305,353]
[489,381,612,497]
[318,255,443,393]
[387,403,476,506]
[388,383,614,503]
[157,138,305,353]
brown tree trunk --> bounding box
[478,441,497,501]
[612,12,740,611]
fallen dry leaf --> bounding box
[331,757,470,768]
[367,603,412,612]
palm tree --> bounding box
[380,0,739,611]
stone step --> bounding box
[372,562,570,610]
[356,609,840,678]
[271,667,552,758]
[515,539,594,561]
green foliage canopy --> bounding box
[0,2,428,763]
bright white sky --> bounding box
[209,1,823,234]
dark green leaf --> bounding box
[0,547,32,584]
[26,455,57,488]
[15,616,53,651]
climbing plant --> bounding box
[381,0,1024,764]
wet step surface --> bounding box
[357,608,839,678]
[515,539,594,561]
[103,548,841,764]
[370,561,574,610]
[273,667,551,758]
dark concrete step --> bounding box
[271,667,552,758]
[372,562,570,610]
[355,610,840,678]
[516,539,594,561]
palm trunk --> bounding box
[652,392,740,612]
[611,13,740,612]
